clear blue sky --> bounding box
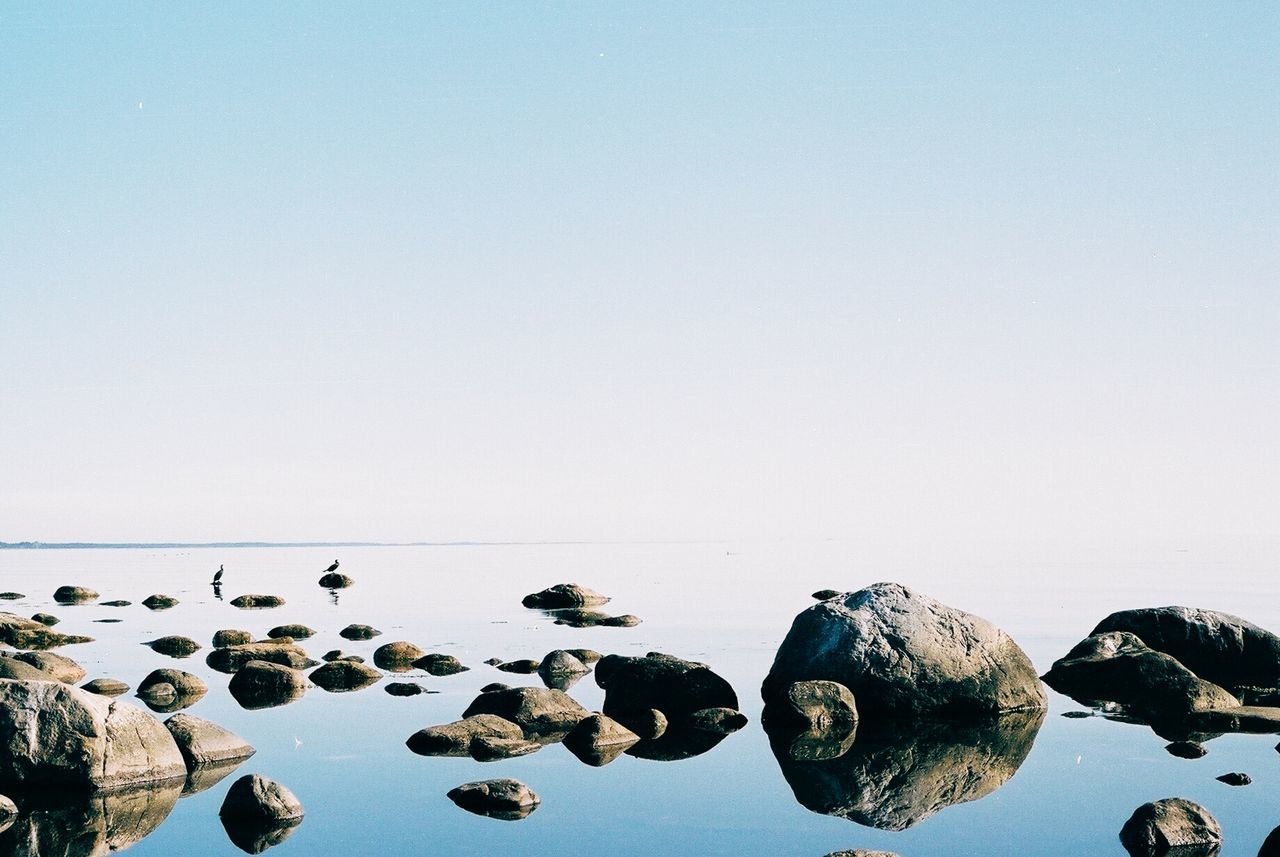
[1,3,1276,546]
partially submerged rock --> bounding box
[373,641,425,671]
[53,586,98,604]
[100,600,131,607]
[82,677,130,696]
[141,594,179,610]
[0,679,186,789]
[309,660,382,692]
[220,774,304,823]
[538,650,590,688]
[469,736,542,762]
[407,714,524,757]
[339,624,381,640]
[0,612,92,650]
[31,613,59,626]
[1217,771,1250,786]
[562,714,640,766]
[549,609,641,628]
[386,682,424,697]
[0,593,22,601]
[318,572,353,589]
[228,661,307,710]
[496,659,539,674]
[413,653,469,676]
[1165,741,1207,759]
[1119,797,1221,854]
[1042,632,1240,718]
[165,713,255,767]
[137,669,207,712]
[446,778,539,821]
[213,629,254,648]
[229,594,285,609]
[146,636,201,658]
[688,707,749,734]
[597,652,739,726]
[762,583,1046,719]
[522,584,610,609]
[763,680,859,735]
[462,687,590,737]
[207,642,314,674]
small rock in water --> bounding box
[480,682,511,693]
[407,715,524,757]
[213,629,253,648]
[446,778,540,820]
[146,636,201,658]
[142,594,179,610]
[94,618,123,623]
[1217,772,1251,786]
[0,593,24,601]
[318,572,354,589]
[309,660,382,692]
[53,585,99,604]
[374,641,425,670]
[413,653,469,676]
[339,624,381,640]
[386,682,424,697]
[496,659,540,674]
[220,773,304,822]
[538,650,590,681]
[1119,797,1221,853]
[139,668,207,699]
[268,624,316,640]
[483,657,503,666]
[1061,710,1093,718]
[229,594,285,609]
[811,589,843,600]
[562,714,640,766]
[100,600,131,607]
[1165,741,1207,759]
[82,677,130,696]
[614,708,668,740]
[229,662,307,710]
[522,583,610,609]
[207,642,315,673]
[469,736,542,762]
[31,613,59,626]
[687,706,748,734]
[563,648,602,665]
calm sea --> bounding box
[0,540,1276,855]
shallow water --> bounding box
[0,541,1277,856]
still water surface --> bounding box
[0,541,1276,855]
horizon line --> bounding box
[0,538,742,550]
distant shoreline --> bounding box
[0,539,721,550]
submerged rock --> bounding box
[0,679,186,789]
[462,687,590,736]
[0,593,22,601]
[146,636,201,658]
[562,714,640,766]
[339,624,381,640]
[165,713,255,768]
[228,662,307,710]
[141,594,179,610]
[407,715,524,757]
[373,641,425,671]
[1042,632,1240,718]
[229,594,285,609]
[214,629,254,648]
[52,586,98,604]
[767,708,1044,831]
[318,572,353,589]
[413,654,469,676]
[762,583,1046,719]
[563,648,602,665]
[496,659,540,674]
[522,584,609,609]
[446,778,539,821]
[100,600,131,607]
[309,660,382,692]
[1119,797,1221,854]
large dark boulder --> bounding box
[596,652,739,724]
[461,687,589,736]
[1094,606,1280,690]
[1042,632,1239,718]
[1119,797,1221,855]
[761,583,1046,719]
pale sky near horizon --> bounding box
[1,3,1276,547]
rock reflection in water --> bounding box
[182,758,252,797]
[767,710,1044,831]
[220,815,302,854]
[0,778,183,856]
[625,724,731,762]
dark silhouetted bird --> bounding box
[212,565,224,585]
[324,560,340,573]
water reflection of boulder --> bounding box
[0,780,182,856]
[221,815,302,854]
[624,723,730,762]
[767,710,1043,831]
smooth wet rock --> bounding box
[373,641,425,670]
[413,653,469,676]
[763,583,1046,719]
[768,708,1044,830]
[82,677,130,696]
[221,774,304,823]
[214,629,254,647]
[138,668,206,698]
[229,594,285,609]
[141,594,179,610]
[309,660,382,692]
[318,572,353,589]
[1217,771,1250,785]
[165,713,255,767]
[469,735,542,761]
[1119,797,1221,854]
[598,652,739,725]
[146,635,201,658]
[462,686,590,736]
[339,624,381,640]
[31,613,59,626]
[496,659,539,674]
[562,714,640,766]
[0,679,186,789]
[386,682,424,697]
[1043,632,1240,718]
[0,612,92,649]
[407,714,524,756]
[1166,741,1208,759]
[1095,606,1280,690]
[522,584,610,609]
[207,642,314,673]
[764,679,859,734]
[0,779,182,856]
[53,586,98,604]
[447,778,539,820]
[688,707,748,733]
[228,661,307,710]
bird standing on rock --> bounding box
[324,560,340,573]
[212,565,224,585]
